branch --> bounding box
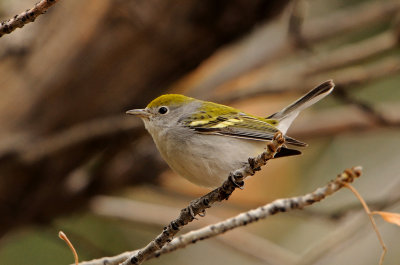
[288,0,312,51]
[303,30,399,75]
[176,0,400,97]
[78,166,362,265]
[20,116,141,162]
[334,89,395,126]
[90,196,299,265]
[152,167,362,259]
[302,0,400,43]
[218,57,400,103]
[289,103,400,139]
[0,115,141,162]
[78,251,135,265]
[0,0,61,38]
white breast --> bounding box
[145,122,265,188]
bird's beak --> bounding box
[126,109,151,118]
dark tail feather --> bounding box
[274,147,302,158]
[267,80,335,120]
[284,135,308,147]
[267,80,335,134]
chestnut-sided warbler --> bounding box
[127,80,334,188]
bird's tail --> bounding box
[267,80,335,134]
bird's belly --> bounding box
[158,134,266,188]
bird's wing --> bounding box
[184,112,307,147]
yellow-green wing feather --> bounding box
[182,101,306,146]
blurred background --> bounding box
[0,0,399,264]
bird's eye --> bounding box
[158,106,169,114]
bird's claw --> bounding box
[198,209,206,217]
[188,205,198,220]
[187,203,207,219]
[229,174,244,190]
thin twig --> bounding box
[0,0,61,38]
[151,167,362,260]
[77,252,135,265]
[344,183,387,265]
[59,231,79,265]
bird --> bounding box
[126,80,335,188]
